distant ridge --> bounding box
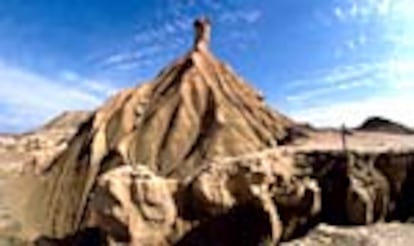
[358,116,414,135]
[41,111,91,131]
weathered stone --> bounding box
[20,16,295,240]
[86,149,322,245]
[2,16,414,246]
[345,154,390,224]
[297,150,414,225]
[187,150,321,243]
[373,153,414,221]
[90,165,180,246]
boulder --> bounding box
[187,149,321,243]
[89,150,322,245]
[89,165,180,246]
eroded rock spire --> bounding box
[193,17,211,52]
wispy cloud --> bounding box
[330,0,413,48]
[290,93,414,127]
[102,45,163,68]
[282,56,414,126]
[284,61,386,103]
[58,70,118,96]
[217,9,262,24]
[332,0,391,22]
[326,0,413,59]
[0,60,117,132]
[99,1,262,71]
[291,0,414,127]
[0,1,265,133]
[288,62,386,87]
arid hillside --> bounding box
[0,18,414,246]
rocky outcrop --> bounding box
[374,153,414,221]
[90,165,181,246]
[3,17,414,246]
[0,111,90,174]
[297,150,414,225]
[0,112,90,245]
[92,17,293,179]
[87,149,320,245]
[28,16,294,239]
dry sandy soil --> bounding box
[290,129,414,153]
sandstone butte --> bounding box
[1,17,414,246]
[35,17,294,238]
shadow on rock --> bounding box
[34,227,106,246]
[176,203,272,246]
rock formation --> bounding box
[0,110,90,174]
[29,16,294,239]
[2,17,414,246]
[90,165,180,246]
[297,150,414,225]
[88,149,320,245]
[0,111,90,245]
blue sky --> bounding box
[0,0,413,132]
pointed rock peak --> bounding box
[193,17,211,52]
[40,17,296,236]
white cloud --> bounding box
[387,59,414,90]
[218,9,262,24]
[376,0,391,16]
[333,0,384,22]
[334,7,346,21]
[290,94,414,128]
[0,62,117,132]
[284,57,414,127]
[104,15,192,71]
[333,0,411,26]
[103,45,162,67]
[59,70,80,81]
[103,3,262,71]
[242,10,262,24]
[285,61,384,102]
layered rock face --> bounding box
[88,149,319,246]
[90,165,180,246]
[100,18,292,178]
[3,18,414,246]
[86,149,414,245]
[31,17,295,239]
[297,150,414,225]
